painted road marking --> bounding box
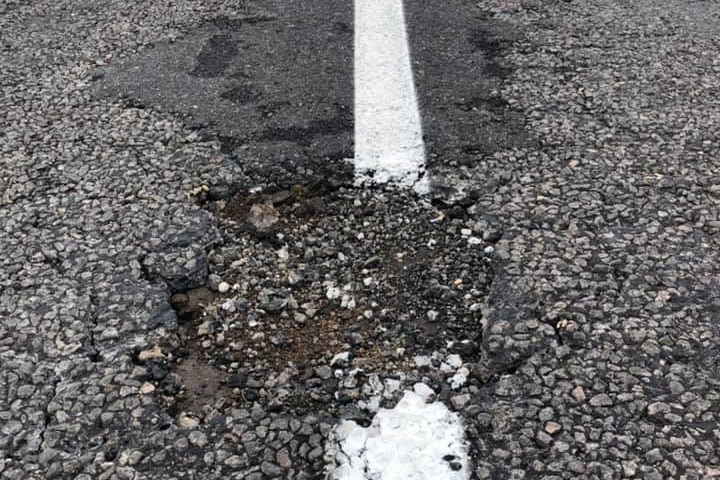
[331,384,470,480]
[354,0,428,194]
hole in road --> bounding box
[146,186,500,425]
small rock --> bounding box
[139,382,155,395]
[178,412,200,429]
[264,297,287,312]
[384,379,401,396]
[16,385,35,398]
[346,332,364,346]
[270,332,288,346]
[316,365,333,380]
[276,450,292,469]
[137,346,164,362]
[645,448,663,464]
[1,420,22,436]
[414,355,432,367]
[268,399,284,412]
[189,431,208,447]
[261,461,283,477]
[247,204,280,232]
[544,421,561,435]
[207,274,222,290]
[362,256,381,268]
[277,245,289,262]
[647,402,671,416]
[476,466,491,479]
[450,368,469,390]
[571,386,586,402]
[218,282,230,293]
[668,380,684,395]
[451,340,479,356]
[331,351,350,367]
[446,354,463,369]
[450,394,471,410]
[589,393,612,407]
[536,430,553,446]
[197,321,211,336]
[225,455,245,468]
[661,460,677,477]
[621,461,637,477]
[539,407,554,422]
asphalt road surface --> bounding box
[2,0,720,479]
[93,0,531,195]
[94,0,355,190]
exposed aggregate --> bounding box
[2,0,720,479]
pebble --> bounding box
[247,204,280,232]
[544,422,561,435]
[178,413,200,429]
[450,394,471,410]
[589,393,613,407]
[446,354,463,369]
[571,386,586,402]
[137,346,164,362]
[647,402,671,416]
[189,431,208,447]
[414,355,432,367]
[139,383,156,395]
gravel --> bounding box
[2,0,720,479]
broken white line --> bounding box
[354,0,428,194]
[331,384,470,480]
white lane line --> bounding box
[331,384,470,480]
[354,0,429,194]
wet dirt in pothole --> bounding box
[173,358,231,415]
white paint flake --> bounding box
[354,0,428,194]
[450,367,469,390]
[331,384,470,480]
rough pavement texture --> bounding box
[2,1,720,480]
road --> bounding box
[2,0,720,479]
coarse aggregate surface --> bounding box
[2,0,720,479]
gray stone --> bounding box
[647,402,671,416]
[589,394,613,407]
[450,394,471,410]
[247,204,280,233]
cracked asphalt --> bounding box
[2,0,720,479]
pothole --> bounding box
[145,186,498,426]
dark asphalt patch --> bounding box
[93,1,354,191]
[191,33,239,78]
[220,84,262,104]
[92,1,539,197]
[404,1,536,184]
